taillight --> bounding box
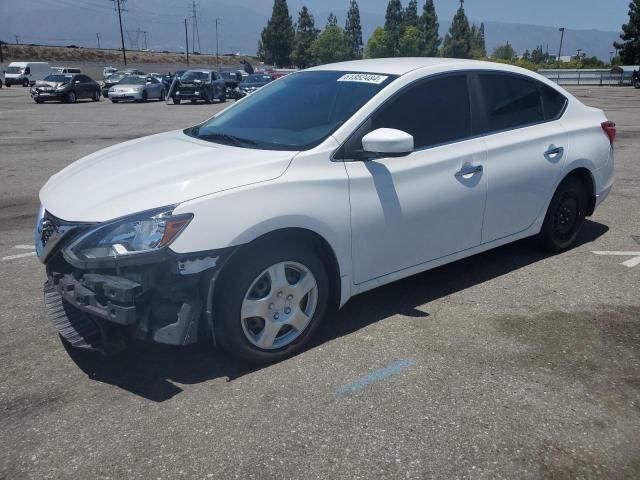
[601,121,616,144]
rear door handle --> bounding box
[455,165,483,178]
[544,146,564,156]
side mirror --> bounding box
[74,80,80,84]
[361,128,414,158]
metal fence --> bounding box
[537,69,624,86]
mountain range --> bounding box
[0,0,621,61]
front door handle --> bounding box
[455,165,483,178]
[544,146,564,156]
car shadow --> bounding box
[64,220,609,402]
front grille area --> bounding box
[35,210,79,262]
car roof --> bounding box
[307,57,527,76]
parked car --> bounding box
[101,69,147,97]
[4,62,50,87]
[31,73,101,103]
[35,58,614,363]
[51,67,82,74]
[171,69,226,104]
[109,75,166,103]
[238,73,274,95]
[220,71,246,99]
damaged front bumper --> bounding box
[38,211,233,354]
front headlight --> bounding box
[64,207,192,261]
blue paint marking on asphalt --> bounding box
[335,359,417,397]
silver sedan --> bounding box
[108,75,166,103]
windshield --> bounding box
[187,71,397,151]
[242,74,273,85]
[6,66,23,74]
[107,73,126,82]
[44,74,73,83]
[118,76,146,85]
[181,71,210,82]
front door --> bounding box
[343,74,488,284]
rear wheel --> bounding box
[219,89,227,103]
[214,242,329,364]
[538,177,587,253]
[67,91,77,103]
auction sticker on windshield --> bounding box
[337,73,389,84]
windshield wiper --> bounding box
[197,133,259,148]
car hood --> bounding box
[34,80,66,88]
[39,130,297,222]
[111,84,144,90]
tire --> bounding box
[35,99,44,104]
[173,96,181,104]
[538,177,587,253]
[159,89,166,101]
[111,99,119,103]
[634,81,640,89]
[219,90,227,103]
[67,91,77,103]
[214,241,329,364]
[92,89,100,102]
[141,90,148,102]
[23,78,29,87]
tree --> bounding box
[492,41,516,61]
[366,27,393,58]
[345,0,364,59]
[384,0,404,54]
[530,45,547,64]
[419,0,441,56]
[522,48,531,61]
[614,0,640,64]
[470,23,486,58]
[260,0,295,67]
[310,26,351,64]
[442,0,472,59]
[292,6,319,69]
[399,25,425,56]
[404,0,419,29]
[326,12,338,28]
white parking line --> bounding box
[14,245,35,250]
[592,251,640,268]
[2,252,37,261]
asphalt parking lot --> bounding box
[1,85,639,479]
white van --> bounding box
[51,66,82,74]
[4,62,51,87]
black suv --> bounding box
[171,70,226,104]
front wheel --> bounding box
[92,89,100,101]
[67,91,77,103]
[214,243,329,364]
[172,96,181,104]
[219,90,227,103]
[538,177,587,253]
[34,98,44,104]
[159,89,166,101]
[22,78,30,87]
[634,80,640,89]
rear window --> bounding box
[478,73,544,133]
[541,85,567,120]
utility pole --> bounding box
[191,1,201,54]
[0,41,4,63]
[110,0,127,65]
[14,34,20,44]
[556,27,565,68]
[142,30,148,51]
[184,18,190,66]
[215,18,220,71]
[96,33,101,49]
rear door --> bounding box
[74,75,92,98]
[344,73,488,284]
[474,73,569,243]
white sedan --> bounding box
[36,58,614,363]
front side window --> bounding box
[478,73,544,133]
[24,67,31,75]
[371,74,472,150]
[188,71,397,151]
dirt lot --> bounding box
[0,85,639,479]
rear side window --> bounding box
[540,85,567,120]
[372,74,471,149]
[478,73,544,133]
